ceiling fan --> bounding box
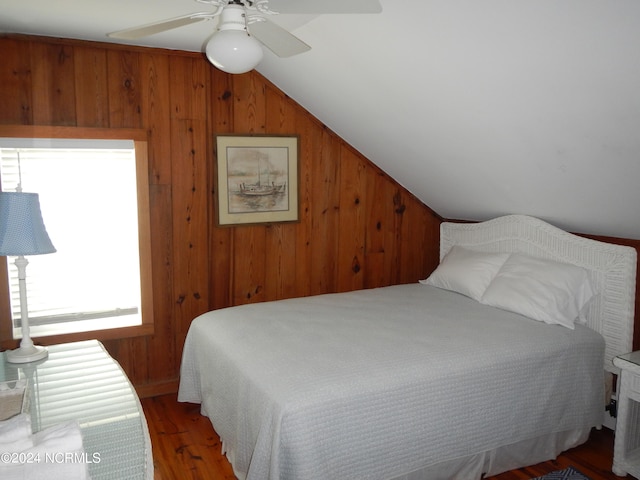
[108,0,382,74]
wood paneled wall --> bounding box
[0,35,441,395]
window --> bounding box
[0,126,153,342]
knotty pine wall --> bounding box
[0,35,441,396]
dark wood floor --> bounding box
[141,393,630,480]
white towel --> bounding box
[24,420,90,480]
[0,413,34,480]
[0,419,90,480]
[0,413,33,452]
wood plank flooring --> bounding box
[142,393,628,480]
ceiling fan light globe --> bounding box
[206,30,264,74]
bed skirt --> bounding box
[389,428,591,480]
[218,427,591,480]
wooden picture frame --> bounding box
[215,135,299,226]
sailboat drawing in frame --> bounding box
[216,135,299,226]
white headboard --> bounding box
[441,215,637,374]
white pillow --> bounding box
[420,246,510,301]
[480,253,595,329]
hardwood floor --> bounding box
[142,393,629,480]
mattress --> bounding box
[178,283,605,480]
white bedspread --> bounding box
[178,283,604,480]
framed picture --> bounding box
[215,135,299,226]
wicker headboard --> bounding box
[441,215,637,374]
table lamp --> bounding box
[0,191,56,363]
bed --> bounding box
[178,214,637,480]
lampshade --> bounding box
[204,4,264,74]
[0,192,56,256]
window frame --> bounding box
[0,125,154,346]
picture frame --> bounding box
[215,135,299,226]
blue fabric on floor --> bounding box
[531,466,591,480]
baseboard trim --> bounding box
[135,378,179,398]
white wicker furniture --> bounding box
[441,214,637,375]
[613,352,640,477]
[0,340,153,480]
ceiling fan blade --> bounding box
[265,0,382,14]
[249,19,311,58]
[107,13,215,40]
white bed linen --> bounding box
[178,283,605,480]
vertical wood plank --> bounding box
[170,118,210,343]
[232,226,267,304]
[122,336,149,386]
[142,52,172,185]
[170,56,208,122]
[147,184,177,382]
[107,50,143,128]
[30,43,76,125]
[336,145,367,292]
[264,223,298,301]
[291,109,316,298]
[308,128,341,295]
[398,194,439,283]
[135,51,176,384]
[210,70,234,310]
[397,192,418,282]
[169,55,210,352]
[0,38,33,125]
[73,46,109,128]
[233,72,266,133]
[364,171,399,288]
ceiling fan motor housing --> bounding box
[218,3,251,31]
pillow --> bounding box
[480,253,595,329]
[420,246,510,301]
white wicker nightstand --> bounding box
[613,351,640,477]
[1,340,153,479]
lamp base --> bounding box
[5,344,48,364]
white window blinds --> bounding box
[0,138,143,337]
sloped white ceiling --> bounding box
[1,0,639,238]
